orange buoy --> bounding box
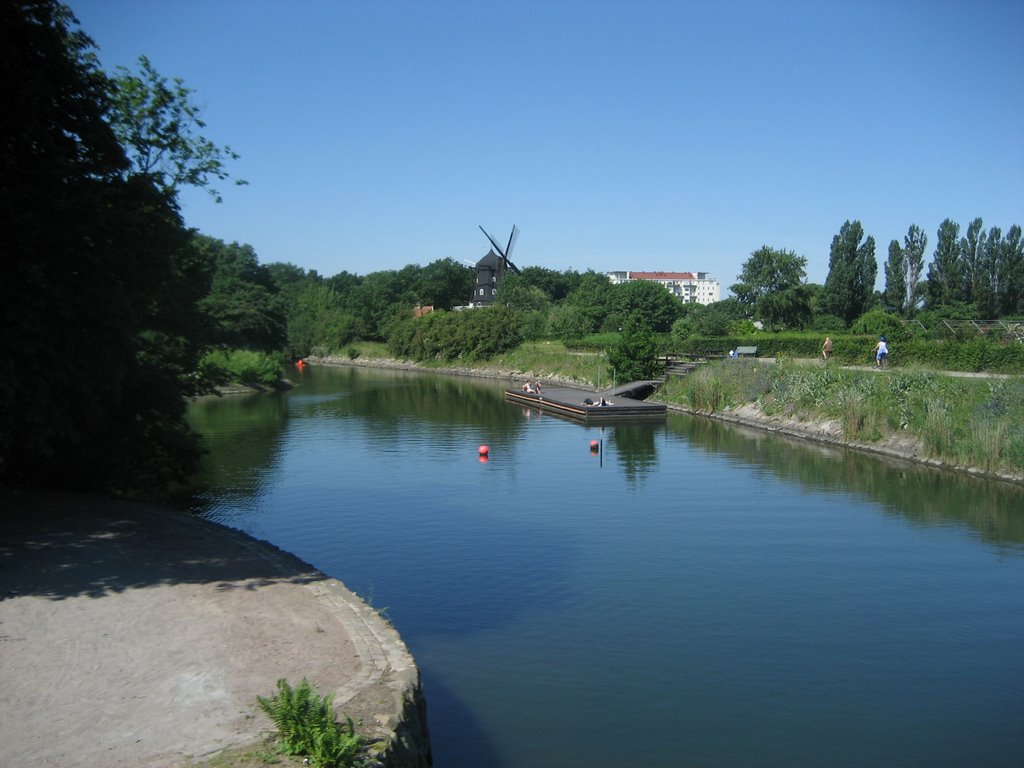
[478,445,489,456]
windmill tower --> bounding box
[470,225,520,306]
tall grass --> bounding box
[662,359,1024,476]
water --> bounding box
[176,365,1024,767]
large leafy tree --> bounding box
[822,220,877,326]
[926,218,962,309]
[610,280,684,333]
[731,246,812,330]
[0,0,212,491]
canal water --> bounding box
[176,364,1024,767]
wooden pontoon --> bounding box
[505,381,666,423]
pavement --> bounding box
[0,488,422,768]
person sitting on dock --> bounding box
[522,380,535,393]
[534,380,543,395]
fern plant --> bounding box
[256,677,363,767]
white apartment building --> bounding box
[607,271,720,305]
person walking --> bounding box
[821,336,833,360]
[873,336,889,368]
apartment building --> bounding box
[607,271,720,305]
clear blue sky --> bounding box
[69,0,1023,291]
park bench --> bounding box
[735,346,758,357]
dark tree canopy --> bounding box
[0,0,208,491]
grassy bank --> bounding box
[657,359,1024,478]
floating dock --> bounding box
[505,382,666,423]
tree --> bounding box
[418,258,473,310]
[960,217,991,311]
[997,225,1024,315]
[883,239,906,314]
[564,271,614,334]
[822,220,878,326]
[883,224,927,317]
[607,315,662,383]
[685,298,748,337]
[731,246,812,330]
[0,0,207,491]
[610,280,684,333]
[195,236,286,351]
[926,218,962,309]
[109,54,246,202]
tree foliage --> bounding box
[883,224,927,317]
[607,315,663,382]
[1,0,209,491]
[109,54,246,202]
[822,220,877,326]
[194,235,286,351]
[610,280,684,333]
[731,246,812,330]
[926,218,962,310]
[388,307,524,362]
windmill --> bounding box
[470,225,520,306]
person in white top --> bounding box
[873,336,889,368]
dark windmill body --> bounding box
[470,225,520,307]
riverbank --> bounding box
[308,353,1024,487]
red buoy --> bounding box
[590,440,600,451]
[478,445,489,456]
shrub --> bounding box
[851,309,911,343]
[256,678,362,768]
[200,349,284,387]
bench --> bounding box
[735,346,758,357]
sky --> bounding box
[68,0,1023,292]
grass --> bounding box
[660,359,1024,476]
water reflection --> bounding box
[606,424,660,482]
[671,414,1024,549]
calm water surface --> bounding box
[177,365,1024,767]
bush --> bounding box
[200,348,284,387]
[257,678,362,768]
[851,309,911,343]
[387,306,524,362]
